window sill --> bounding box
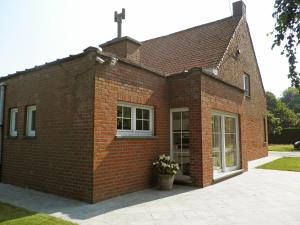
[115,135,158,139]
[6,136,18,140]
[22,136,37,140]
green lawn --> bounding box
[257,157,300,172]
[268,144,294,152]
[0,201,76,225]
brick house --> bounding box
[0,1,267,203]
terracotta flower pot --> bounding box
[158,174,175,190]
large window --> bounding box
[26,105,36,137]
[117,102,153,136]
[9,108,18,137]
[243,74,250,97]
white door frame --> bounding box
[170,108,189,177]
[212,110,240,174]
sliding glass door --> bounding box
[212,112,240,175]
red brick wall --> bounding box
[1,53,95,202]
[218,17,268,161]
[200,74,245,186]
[93,61,169,202]
[199,17,267,186]
[168,72,202,186]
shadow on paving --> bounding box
[0,183,197,220]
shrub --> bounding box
[152,154,179,175]
[269,128,300,144]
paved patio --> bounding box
[1,154,300,225]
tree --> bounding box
[266,91,298,132]
[266,91,278,111]
[280,87,300,112]
[274,100,299,127]
[267,111,283,134]
[272,0,300,89]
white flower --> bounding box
[159,154,165,160]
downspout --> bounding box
[0,83,6,181]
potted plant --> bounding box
[152,154,179,190]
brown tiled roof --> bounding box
[140,16,241,75]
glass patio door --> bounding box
[212,112,240,175]
[170,108,190,181]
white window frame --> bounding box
[243,74,250,97]
[9,108,18,137]
[26,105,36,137]
[117,102,154,137]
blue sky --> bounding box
[0,0,295,97]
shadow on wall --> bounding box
[0,183,197,221]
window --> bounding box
[9,108,18,137]
[136,108,150,131]
[243,74,250,96]
[117,106,132,130]
[263,116,268,143]
[117,102,153,136]
[26,105,36,137]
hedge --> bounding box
[269,128,300,144]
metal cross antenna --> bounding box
[114,8,125,38]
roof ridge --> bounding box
[142,16,241,43]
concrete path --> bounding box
[1,154,300,225]
[268,150,300,157]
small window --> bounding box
[117,102,153,136]
[243,74,250,97]
[9,108,18,137]
[26,105,36,137]
[263,116,267,143]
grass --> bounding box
[0,201,76,225]
[257,157,300,172]
[268,144,294,152]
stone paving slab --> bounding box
[1,155,300,225]
[268,151,300,158]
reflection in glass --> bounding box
[212,115,222,170]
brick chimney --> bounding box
[99,36,142,63]
[232,1,246,17]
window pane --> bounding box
[172,112,181,132]
[136,120,143,130]
[225,133,237,167]
[182,111,189,132]
[143,120,149,130]
[225,117,236,133]
[117,106,122,117]
[212,115,221,133]
[31,110,36,131]
[244,75,250,96]
[13,112,17,132]
[117,118,122,129]
[123,107,131,118]
[143,109,150,120]
[123,119,131,130]
[136,108,143,119]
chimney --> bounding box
[99,36,142,63]
[232,1,246,17]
